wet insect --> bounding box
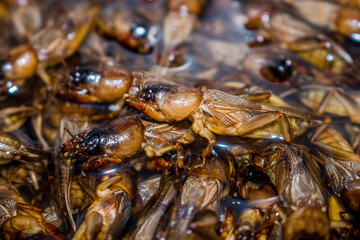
[234,162,285,240]
[0,3,98,86]
[328,195,354,239]
[309,124,360,217]
[286,37,353,74]
[57,65,133,104]
[60,117,195,165]
[259,58,294,83]
[167,147,234,240]
[59,116,195,231]
[73,168,136,240]
[96,3,160,54]
[287,0,360,41]
[5,0,42,41]
[0,189,64,240]
[130,170,177,240]
[2,1,360,239]
[296,85,360,123]
[242,0,276,30]
[252,12,355,74]
[238,165,279,208]
[126,83,313,158]
[52,170,96,226]
[235,208,265,240]
[162,0,207,55]
[0,106,37,133]
[262,143,330,240]
[0,131,48,165]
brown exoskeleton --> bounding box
[309,124,360,217]
[0,130,50,192]
[160,0,207,66]
[328,195,354,239]
[60,117,195,166]
[0,130,48,165]
[56,65,133,104]
[252,11,356,75]
[297,85,360,124]
[0,106,37,133]
[164,0,207,48]
[0,2,98,86]
[51,169,96,230]
[126,83,313,158]
[46,64,133,147]
[262,143,330,240]
[1,204,65,240]
[5,0,42,41]
[235,164,285,240]
[286,0,360,41]
[167,147,234,240]
[96,2,161,54]
[59,116,195,231]
[0,187,64,240]
[73,168,136,240]
[130,170,177,240]
[168,0,207,15]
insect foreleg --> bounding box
[192,118,216,161]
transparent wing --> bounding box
[202,90,263,127]
[143,120,192,142]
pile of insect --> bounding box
[2,0,360,239]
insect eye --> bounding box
[80,130,101,153]
[246,165,257,176]
[142,86,157,102]
[69,67,92,86]
[141,84,173,102]
[260,58,293,83]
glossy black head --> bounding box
[260,58,293,83]
[60,129,103,163]
[78,129,102,155]
[245,165,270,184]
[69,66,99,86]
[141,84,174,102]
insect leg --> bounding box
[175,142,187,169]
[82,156,124,170]
[280,114,292,142]
[144,145,176,158]
[36,64,51,86]
[236,112,282,135]
[192,118,216,161]
[314,89,334,115]
[333,91,360,124]
[72,212,103,240]
[75,176,97,201]
[240,92,272,102]
[96,175,123,194]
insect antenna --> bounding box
[60,58,68,68]
[64,127,75,140]
[136,68,146,99]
